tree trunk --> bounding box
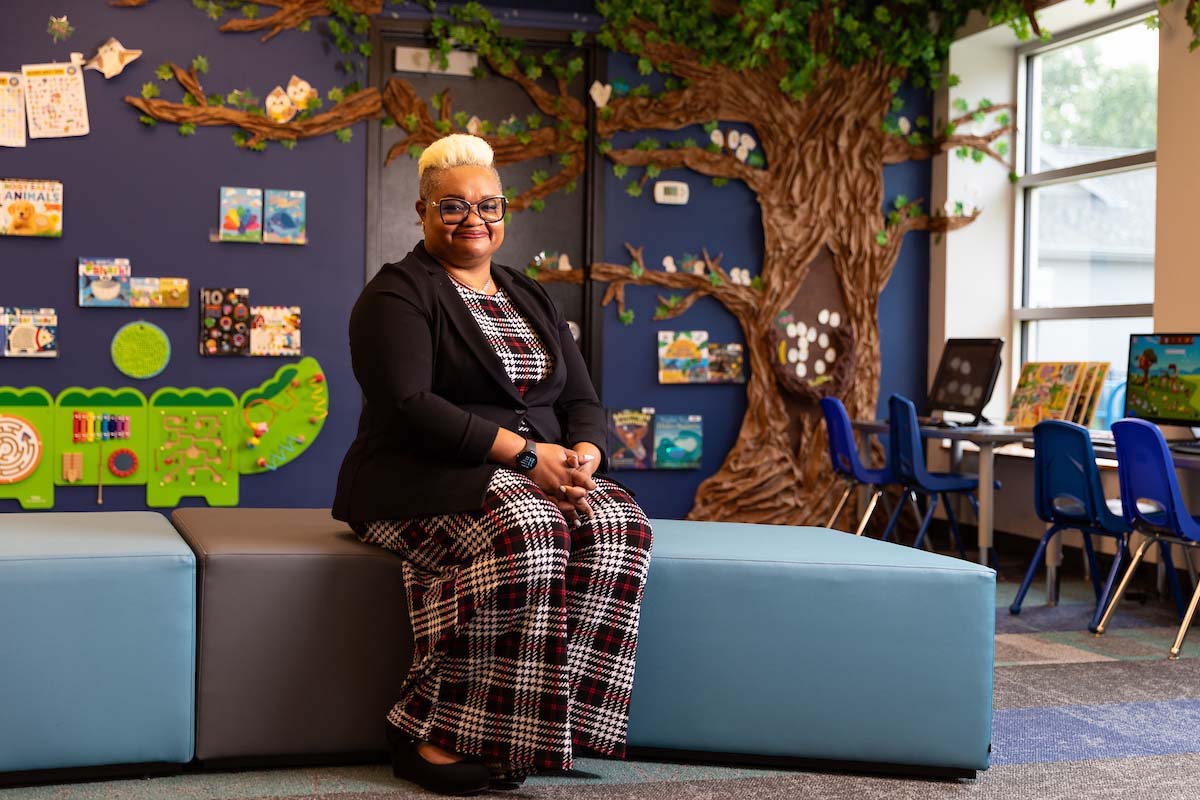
[686,63,897,526]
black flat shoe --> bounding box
[486,764,529,791]
[385,723,491,796]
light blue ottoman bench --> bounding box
[627,520,995,776]
[0,512,196,777]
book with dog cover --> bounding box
[0,178,63,237]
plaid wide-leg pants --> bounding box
[357,468,653,771]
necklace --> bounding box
[446,269,494,295]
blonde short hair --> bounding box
[417,134,501,199]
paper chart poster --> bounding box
[22,61,89,139]
[0,73,25,148]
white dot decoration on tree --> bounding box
[796,362,807,378]
[818,333,829,349]
[807,328,818,342]
[815,359,826,375]
[829,311,841,328]
[818,308,830,324]
[788,347,799,363]
[786,322,797,337]
[825,347,836,362]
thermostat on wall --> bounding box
[653,181,689,205]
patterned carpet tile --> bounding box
[995,657,1200,710]
[992,699,1200,766]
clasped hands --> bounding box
[529,442,600,525]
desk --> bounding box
[852,421,1026,567]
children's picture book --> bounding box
[250,305,302,356]
[159,277,190,308]
[0,73,26,148]
[653,414,703,469]
[130,277,162,308]
[1,178,63,237]
[1005,362,1085,430]
[22,61,89,140]
[657,330,709,383]
[200,287,251,356]
[262,189,307,245]
[78,257,132,307]
[608,408,655,470]
[3,307,58,357]
[707,342,745,383]
[1072,362,1110,427]
[219,186,263,243]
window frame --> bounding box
[1013,4,1157,363]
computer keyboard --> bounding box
[1169,442,1200,456]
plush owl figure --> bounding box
[265,86,297,124]
[286,75,318,110]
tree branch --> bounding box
[883,103,1016,166]
[217,0,383,43]
[127,62,381,145]
[608,146,766,193]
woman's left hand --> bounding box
[571,442,601,483]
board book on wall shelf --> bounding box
[608,408,655,470]
[1,178,62,237]
[653,414,702,469]
[657,331,709,383]
[78,257,131,307]
[249,305,301,356]
[200,287,251,356]
[262,189,306,245]
[2,307,57,357]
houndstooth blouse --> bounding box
[452,282,554,433]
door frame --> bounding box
[364,19,607,388]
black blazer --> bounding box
[332,242,610,522]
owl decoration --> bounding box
[286,75,318,110]
[265,86,297,124]
[84,37,143,79]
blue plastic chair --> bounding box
[1009,421,1131,630]
[1095,418,1195,658]
[880,395,992,560]
[820,397,895,535]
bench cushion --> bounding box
[172,508,412,760]
[0,512,196,772]
[627,520,995,773]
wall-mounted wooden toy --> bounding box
[0,387,54,508]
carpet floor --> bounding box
[7,551,1198,800]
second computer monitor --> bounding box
[1124,333,1200,427]
[928,338,1004,423]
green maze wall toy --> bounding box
[0,387,55,509]
[54,388,149,491]
[147,387,240,508]
[238,356,328,475]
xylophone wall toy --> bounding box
[54,388,149,505]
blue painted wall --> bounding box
[0,0,363,512]
[0,2,929,520]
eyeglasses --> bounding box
[431,196,507,225]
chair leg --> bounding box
[1187,548,1200,592]
[1010,525,1063,615]
[912,493,939,551]
[1090,533,1129,634]
[1095,535,1156,635]
[1170,564,1200,659]
[1160,542,1188,619]
[881,488,907,543]
[826,483,853,530]
[855,489,882,537]
[941,493,968,560]
[1080,532,1103,603]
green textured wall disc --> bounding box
[111,321,171,380]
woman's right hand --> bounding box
[529,443,593,521]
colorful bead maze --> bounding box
[237,356,328,474]
[54,388,149,505]
[147,387,240,507]
[0,387,55,509]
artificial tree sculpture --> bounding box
[119,0,1199,525]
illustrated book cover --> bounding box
[250,305,302,356]
[1,178,63,237]
[219,186,263,243]
[78,257,131,307]
[653,413,703,469]
[200,287,251,356]
[262,189,307,245]
[3,307,58,357]
[607,408,655,470]
[657,330,709,383]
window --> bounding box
[1017,12,1157,425]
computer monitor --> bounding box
[927,338,1004,424]
[1124,333,1200,427]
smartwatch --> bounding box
[514,438,538,472]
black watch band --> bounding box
[514,438,538,472]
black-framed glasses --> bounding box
[432,195,507,225]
